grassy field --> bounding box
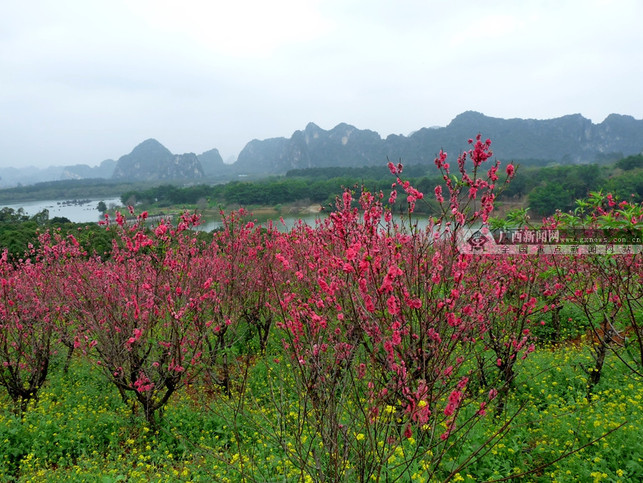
[1,337,641,482]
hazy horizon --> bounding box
[2,111,642,171]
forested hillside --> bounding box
[120,153,643,218]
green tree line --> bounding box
[0,207,117,260]
[503,154,643,215]
[120,173,444,211]
[118,155,642,218]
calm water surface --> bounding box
[1,198,122,223]
[3,199,439,234]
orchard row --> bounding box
[1,135,641,481]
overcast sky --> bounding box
[1,0,642,169]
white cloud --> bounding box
[125,0,332,57]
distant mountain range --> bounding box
[111,139,205,181]
[232,112,643,175]
[0,159,117,188]
[2,111,642,187]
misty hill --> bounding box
[0,159,117,188]
[2,112,643,188]
[62,159,117,179]
[111,139,205,181]
[233,122,385,174]
[233,112,643,175]
[197,148,226,177]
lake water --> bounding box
[196,214,325,232]
[1,198,325,228]
[197,213,443,234]
[1,198,122,223]
[2,199,439,234]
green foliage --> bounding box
[555,190,643,231]
[0,207,30,223]
[615,154,643,171]
[285,164,434,180]
[121,184,213,207]
[2,341,641,481]
[531,305,592,345]
[114,158,637,219]
[529,182,575,217]
[97,201,108,213]
[0,213,118,259]
[0,210,41,257]
[116,171,449,217]
[604,170,643,203]
[525,164,606,216]
[489,207,531,231]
